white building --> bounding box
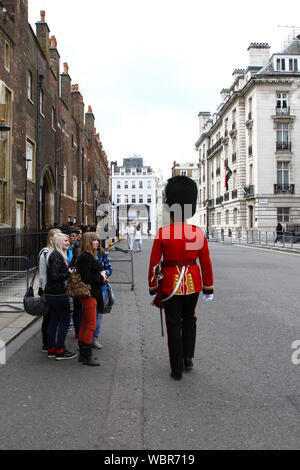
[111,157,157,237]
[196,34,300,233]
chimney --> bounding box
[61,62,71,110]
[36,10,50,61]
[248,43,271,68]
[198,112,211,137]
[49,36,60,79]
[72,84,84,129]
[220,88,231,103]
[85,105,95,141]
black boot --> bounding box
[78,341,85,363]
[82,344,100,367]
[184,358,194,372]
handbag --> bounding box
[102,283,115,314]
[66,269,91,299]
[23,263,49,317]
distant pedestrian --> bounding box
[39,228,61,353]
[135,224,142,252]
[275,221,284,243]
[125,222,135,252]
[45,233,77,361]
[76,233,107,366]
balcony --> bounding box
[274,184,295,194]
[232,153,237,164]
[224,192,230,202]
[207,138,224,158]
[244,185,255,198]
[276,141,292,152]
[232,189,238,200]
[276,106,290,116]
[248,145,253,157]
[216,196,224,206]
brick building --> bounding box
[0,1,110,230]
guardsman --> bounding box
[148,176,214,381]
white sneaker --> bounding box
[93,340,103,350]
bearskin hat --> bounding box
[165,176,198,219]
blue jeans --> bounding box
[94,313,103,340]
[46,295,71,351]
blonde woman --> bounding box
[76,232,107,366]
[45,233,77,361]
[39,228,61,353]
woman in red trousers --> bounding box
[76,233,107,366]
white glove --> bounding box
[203,294,214,303]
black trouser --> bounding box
[41,312,50,348]
[164,293,199,376]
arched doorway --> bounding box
[41,167,55,229]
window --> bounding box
[117,195,121,204]
[132,195,136,204]
[63,166,67,194]
[26,139,35,181]
[278,208,290,223]
[217,182,221,197]
[211,184,214,200]
[16,201,24,230]
[289,58,298,72]
[181,171,187,176]
[233,208,238,225]
[28,71,33,101]
[217,212,221,226]
[117,181,121,189]
[132,181,136,189]
[277,162,290,186]
[40,89,44,116]
[125,181,129,189]
[147,195,152,204]
[73,176,78,200]
[71,134,74,150]
[4,42,10,72]
[139,181,143,189]
[211,213,215,226]
[277,123,289,145]
[139,195,144,204]
[277,58,286,71]
[124,195,129,204]
[277,92,288,111]
[226,210,230,225]
[147,181,152,190]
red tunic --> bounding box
[148,223,214,305]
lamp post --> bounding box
[0,120,10,142]
[93,184,99,227]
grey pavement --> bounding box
[0,240,300,450]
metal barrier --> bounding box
[0,257,30,312]
[208,229,300,251]
[108,247,135,291]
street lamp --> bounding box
[0,120,10,142]
[93,184,99,226]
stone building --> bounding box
[195,34,300,233]
[0,1,109,230]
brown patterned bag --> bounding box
[66,270,91,299]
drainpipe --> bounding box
[36,72,44,231]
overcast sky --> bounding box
[29,0,299,180]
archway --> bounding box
[41,167,55,229]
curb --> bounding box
[0,314,41,364]
[223,242,300,255]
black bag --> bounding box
[23,258,49,317]
[102,283,115,314]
